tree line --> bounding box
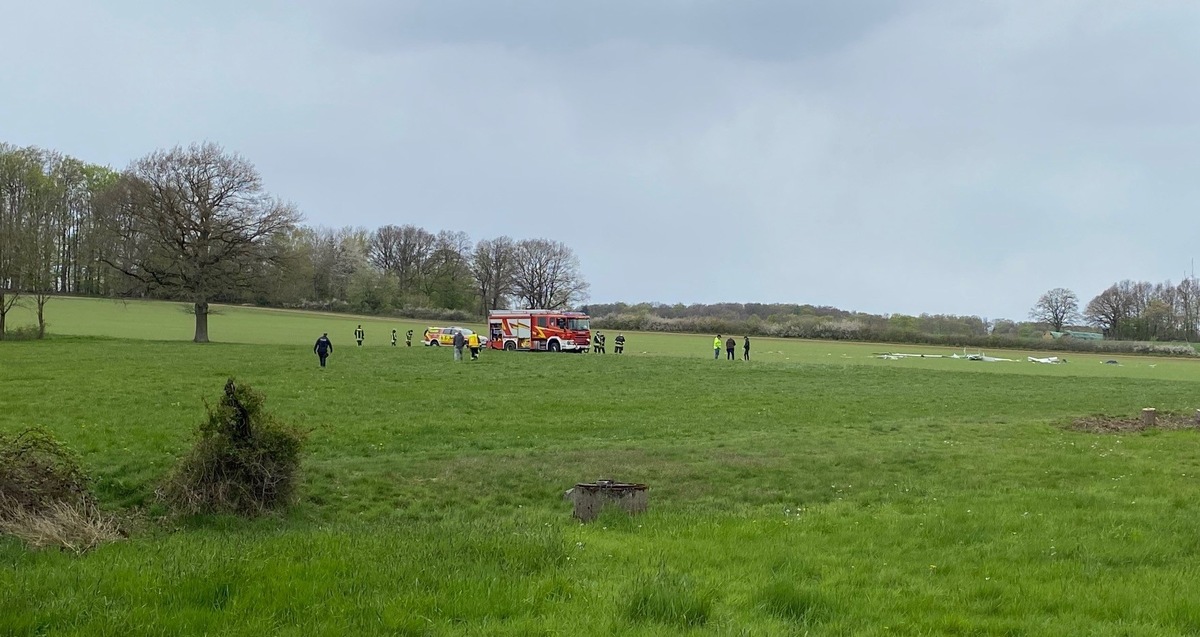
[589,280,1200,356]
[0,142,588,341]
[3,141,1194,351]
[1031,280,1200,342]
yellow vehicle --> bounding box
[422,326,483,347]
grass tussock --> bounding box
[159,378,305,516]
[0,496,122,553]
[623,569,713,628]
[755,580,832,625]
[0,428,120,552]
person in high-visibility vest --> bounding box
[713,335,722,360]
[355,325,364,347]
[405,329,414,347]
[593,332,602,354]
[614,333,625,354]
[468,332,481,360]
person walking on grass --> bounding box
[593,331,602,354]
[743,335,751,361]
[599,332,607,354]
[391,329,397,347]
[714,334,722,360]
[468,332,481,360]
[314,332,333,368]
[406,329,414,347]
[726,336,736,360]
[453,329,466,361]
[614,333,625,354]
[355,324,365,347]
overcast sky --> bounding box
[4,1,1198,319]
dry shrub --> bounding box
[0,495,122,553]
[159,378,305,516]
[0,428,121,553]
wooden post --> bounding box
[1141,408,1157,427]
[570,480,648,523]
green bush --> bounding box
[0,428,120,552]
[0,428,92,513]
[160,378,306,516]
[0,325,42,341]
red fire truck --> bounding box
[487,309,591,352]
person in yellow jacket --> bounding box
[468,332,481,360]
[713,334,722,360]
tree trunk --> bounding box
[194,301,210,343]
[0,293,6,341]
[36,294,48,339]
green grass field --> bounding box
[4,297,1200,635]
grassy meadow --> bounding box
[4,297,1200,635]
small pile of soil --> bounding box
[1068,413,1200,434]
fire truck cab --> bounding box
[487,309,591,352]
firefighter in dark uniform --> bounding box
[314,332,333,367]
[614,333,625,354]
[592,332,601,353]
[355,324,364,347]
[599,332,606,354]
[405,329,414,347]
[391,329,397,347]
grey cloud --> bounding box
[5,0,1200,319]
[326,0,907,60]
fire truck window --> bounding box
[536,317,547,327]
[556,318,566,328]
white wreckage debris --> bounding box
[1027,356,1066,364]
[873,350,1016,362]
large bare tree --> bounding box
[470,236,516,314]
[1029,287,1080,332]
[511,238,588,310]
[1084,283,1134,339]
[101,143,300,342]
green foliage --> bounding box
[0,428,93,514]
[0,428,120,553]
[160,379,305,516]
[0,324,41,341]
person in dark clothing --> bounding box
[314,332,333,367]
[614,333,626,354]
[592,332,601,354]
[599,333,606,354]
[405,329,414,347]
[391,329,397,347]
[725,337,736,360]
[453,329,466,361]
[743,336,751,361]
[355,324,364,347]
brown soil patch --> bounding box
[1068,412,1200,434]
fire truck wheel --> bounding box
[548,340,561,352]
[504,340,516,351]
[429,340,439,346]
